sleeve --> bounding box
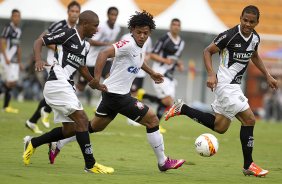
[213,30,229,50]
[42,28,71,46]
[152,35,167,54]
[47,20,64,33]
[113,39,132,57]
[1,25,10,38]
[254,34,260,51]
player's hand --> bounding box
[266,74,278,90]
[35,60,50,71]
[88,78,108,92]
[5,59,10,65]
[151,72,164,84]
[207,72,217,92]
[164,58,173,65]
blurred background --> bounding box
[0,0,281,122]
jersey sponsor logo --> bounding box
[115,40,129,48]
[233,52,253,60]
[127,66,140,74]
[67,53,84,66]
[214,34,227,45]
[47,32,65,41]
[71,44,78,49]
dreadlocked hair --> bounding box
[128,10,156,30]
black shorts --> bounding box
[95,92,149,122]
[78,60,112,86]
[130,77,144,92]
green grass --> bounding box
[0,100,282,184]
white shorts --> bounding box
[43,80,83,123]
[3,63,19,82]
[211,84,249,120]
[153,77,175,99]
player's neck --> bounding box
[107,20,114,29]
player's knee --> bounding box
[214,128,227,134]
[244,117,256,126]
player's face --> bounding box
[107,10,118,26]
[83,18,99,38]
[131,26,151,47]
[68,5,80,24]
[240,12,259,37]
[11,12,21,26]
[170,21,181,35]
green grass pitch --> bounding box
[0,100,281,184]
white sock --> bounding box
[147,130,167,165]
[57,136,77,150]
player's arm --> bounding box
[0,37,9,64]
[251,51,278,89]
[203,42,220,91]
[17,45,24,70]
[150,53,173,65]
[39,31,56,51]
[33,37,47,72]
[141,62,164,84]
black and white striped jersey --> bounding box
[214,25,260,84]
[0,22,21,63]
[47,19,69,33]
[42,27,90,82]
[152,32,185,80]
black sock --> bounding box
[3,87,11,108]
[146,125,159,133]
[181,104,215,130]
[31,127,65,148]
[88,121,94,133]
[240,126,254,169]
[29,98,48,123]
[76,131,95,169]
[44,104,52,113]
[157,103,167,120]
[143,94,161,103]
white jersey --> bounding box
[121,33,152,78]
[86,21,121,67]
[103,36,146,94]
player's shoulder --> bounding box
[48,19,68,33]
[252,29,260,40]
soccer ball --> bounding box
[195,133,219,157]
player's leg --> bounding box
[139,107,185,171]
[25,98,48,133]
[236,108,269,177]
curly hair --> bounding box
[128,10,156,30]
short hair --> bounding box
[68,1,81,11]
[107,7,118,15]
[128,10,156,30]
[11,9,20,15]
[241,5,260,21]
[171,18,181,24]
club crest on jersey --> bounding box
[127,66,140,74]
[135,101,144,110]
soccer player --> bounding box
[48,7,121,162]
[25,1,81,134]
[77,6,121,93]
[49,11,185,172]
[165,5,278,177]
[22,10,114,174]
[0,9,22,113]
[121,32,153,126]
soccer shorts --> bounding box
[3,63,19,82]
[43,80,83,123]
[152,77,176,99]
[95,92,149,122]
[211,83,249,120]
